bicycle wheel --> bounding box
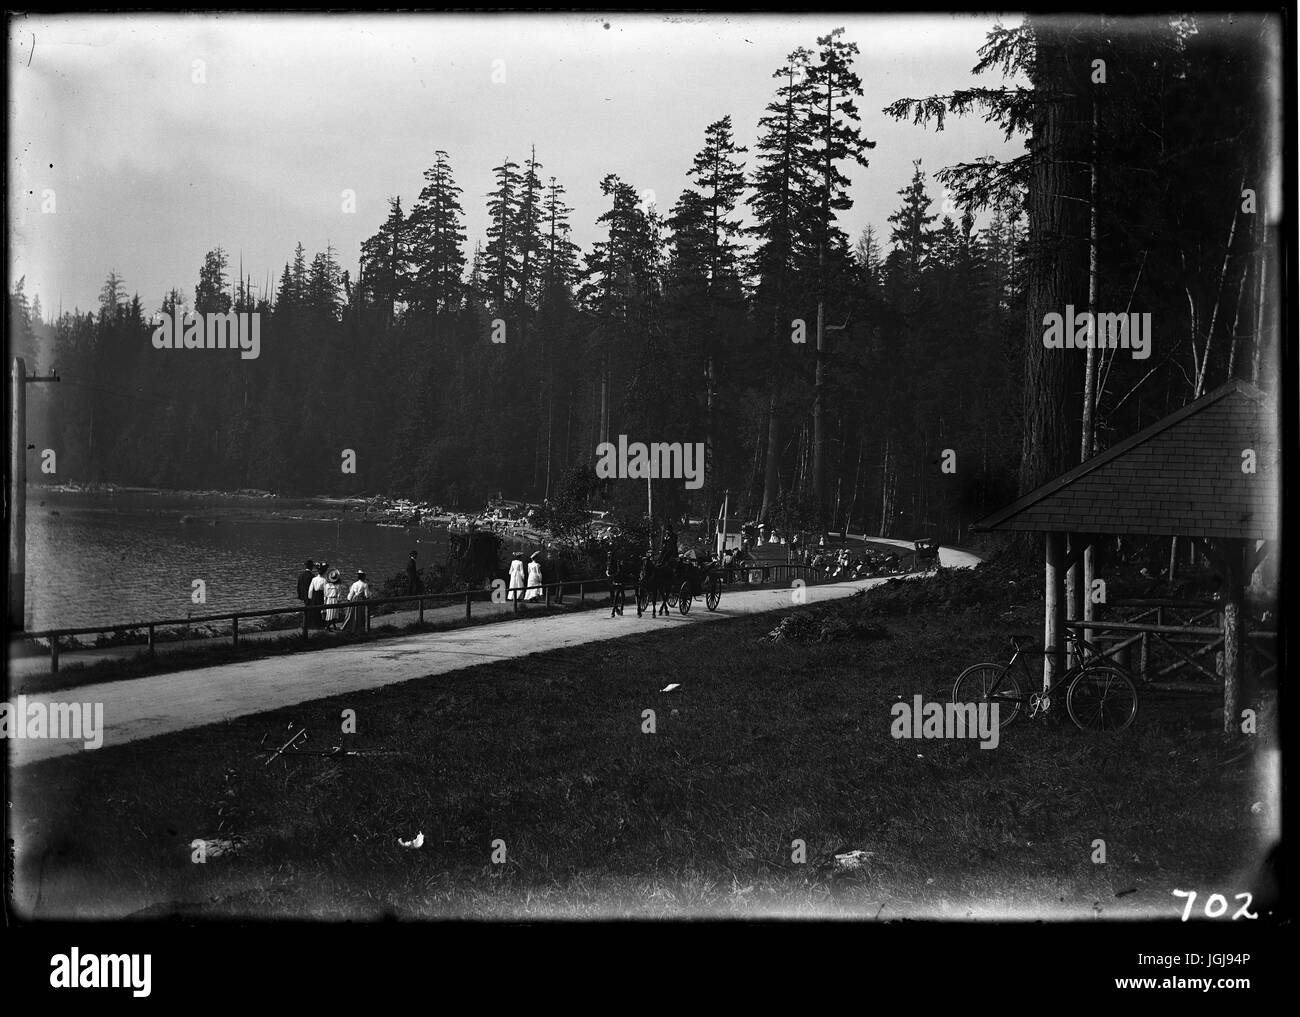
[952,663,1022,728]
[1066,666,1138,732]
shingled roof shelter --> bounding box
[975,380,1279,733]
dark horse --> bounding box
[637,554,676,618]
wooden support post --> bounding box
[418,598,424,624]
[1045,532,1067,693]
[232,616,239,649]
[1080,532,1098,650]
[465,591,472,621]
[302,608,309,639]
[50,637,58,674]
[1220,538,1245,737]
[148,624,156,657]
[1066,534,1085,666]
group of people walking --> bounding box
[296,559,372,632]
[507,550,544,603]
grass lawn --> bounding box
[10,589,1277,920]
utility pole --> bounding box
[8,357,60,632]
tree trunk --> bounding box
[1251,226,1269,387]
[704,353,715,535]
[759,389,782,522]
[879,437,897,537]
[1081,94,1100,641]
[1017,15,1090,555]
[813,289,825,526]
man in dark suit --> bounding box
[406,550,424,596]
[297,558,314,603]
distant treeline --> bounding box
[9,16,1278,546]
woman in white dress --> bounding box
[508,553,527,603]
[324,568,346,629]
[524,551,543,601]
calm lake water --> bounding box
[22,490,471,630]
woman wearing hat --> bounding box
[508,550,527,605]
[346,570,371,633]
[324,568,346,630]
[308,562,328,628]
[524,551,543,602]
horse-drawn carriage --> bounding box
[910,537,940,572]
[636,553,723,617]
[673,555,723,615]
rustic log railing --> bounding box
[1064,602,1277,694]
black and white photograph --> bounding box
[3,7,1290,989]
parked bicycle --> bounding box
[952,630,1139,732]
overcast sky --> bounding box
[9,12,1026,317]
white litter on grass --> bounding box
[661,683,681,692]
[398,832,424,849]
[834,850,875,871]
[197,836,241,858]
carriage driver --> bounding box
[656,523,679,568]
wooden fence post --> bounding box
[232,616,239,649]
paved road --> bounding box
[7,533,930,679]
[10,547,981,766]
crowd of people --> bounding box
[296,543,554,634]
[808,545,902,579]
[296,558,372,632]
[290,527,911,636]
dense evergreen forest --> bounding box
[9,16,1279,545]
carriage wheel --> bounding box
[636,585,649,616]
[679,582,693,614]
[665,582,679,608]
[705,577,721,611]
